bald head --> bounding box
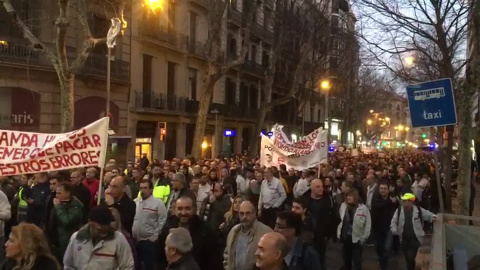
[311,178,324,198]
[255,232,288,269]
[109,176,125,199]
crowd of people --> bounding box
[0,149,459,270]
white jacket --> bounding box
[63,226,134,270]
[337,203,371,244]
[390,206,435,243]
[0,191,11,238]
[133,195,167,241]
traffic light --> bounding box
[158,122,167,141]
[422,133,427,139]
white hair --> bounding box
[166,228,193,254]
[174,172,186,184]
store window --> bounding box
[135,138,152,162]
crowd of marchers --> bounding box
[0,149,472,270]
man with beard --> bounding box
[157,196,222,270]
[224,201,272,270]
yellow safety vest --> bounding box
[137,179,171,204]
[18,187,27,208]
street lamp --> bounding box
[385,117,390,122]
[143,0,164,13]
[369,110,374,113]
[320,79,331,144]
[367,119,373,125]
[404,56,415,67]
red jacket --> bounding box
[83,179,99,207]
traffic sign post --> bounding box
[406,78,457,128]
[406,78,457,213]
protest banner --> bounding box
[0,117,109,176]
[260,127,327,170]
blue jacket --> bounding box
[287,238,321,270]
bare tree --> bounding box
[1,0,127,132]
[247,0,332,156]
[190,0,259,158]
[357,0,472,212]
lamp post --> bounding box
[321,80,331,144]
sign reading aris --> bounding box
[406,78,457,128]
[0,117,109,176]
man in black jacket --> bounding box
[167,173,196,213]
[105,176,136,234]
[158,196,223,270]
[70,170,91,223]
[26,172,51,227]
[371,182,399,270]
[303,179,334,270]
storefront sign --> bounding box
[224,129,236,137]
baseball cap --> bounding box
[401,193,416,201]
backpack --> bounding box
[397,205,423,225]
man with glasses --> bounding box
[274,211,321,270]
[105,176,136,234]
[70,170,91,224]
[224,201,272,270]
[167,173,195,213]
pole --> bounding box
[215,113,218,158]
[302,106,305,136]
[325,91,331,145]
[97,166,105,205]
[431,127,444,213]
[106,47,112,116]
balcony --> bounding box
[135,91,186,112]
[0,40,42,66]
[242,60,265,76]
[251,23,274,43]
[227,8,243,26]
[189,0,208,9]
[138,24,188,50]
[80,53,129,82]
[264,0,274,8]
[187,39,207,58]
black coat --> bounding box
[0,255,59,270]
[166,253,201,270]
[303,190,334,239]
[110,193,136,234]
[72,183,91,223]
[371,195,399,235]
[26,182,51,226]
[158,215,223,270]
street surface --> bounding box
[326,241,407,270]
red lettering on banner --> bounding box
[73,139,85,150]
[13,148,22,160]
[90,151,98,164]
[55,156,65,167]
[11,133,22,146]
[43,135,56,147]
[62,154,73,166]
[20,148,29,160]
[70,153,81,166]
[92,134,101,147]
[80,152,90,165]
[82,136,94,148]
[49,157,61,169]
[22,161,30,173]
[30,160,40,171]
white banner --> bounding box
[0,117,109,176]
[260,126,327,170]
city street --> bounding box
[326,241,407,270]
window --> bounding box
[167,62,176,96]
[230,0,237,10]
[251,45,257,62]
[318,109,321,122]
[168,1,176,32]
[310,106,315,122]
[142,55,153,107]
[240,83,248,106]
[249,86,257,108]
[188,68,197,100]
[189,12,197,47]
[263,51,269,67]
[228,37,237,57]
[225,78,236,105]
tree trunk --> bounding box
[444,127,454,212]
[249,106,268,157]
[192,75,215,158]
[456,84,474,216]
[58,72,75,132]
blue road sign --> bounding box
[406,78,457,128]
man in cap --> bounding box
[390,193,436,270]
[63,205,134,270]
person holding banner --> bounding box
[258,168,286,229]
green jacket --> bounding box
[51,197,84,261]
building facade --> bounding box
[0,0,131,162]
